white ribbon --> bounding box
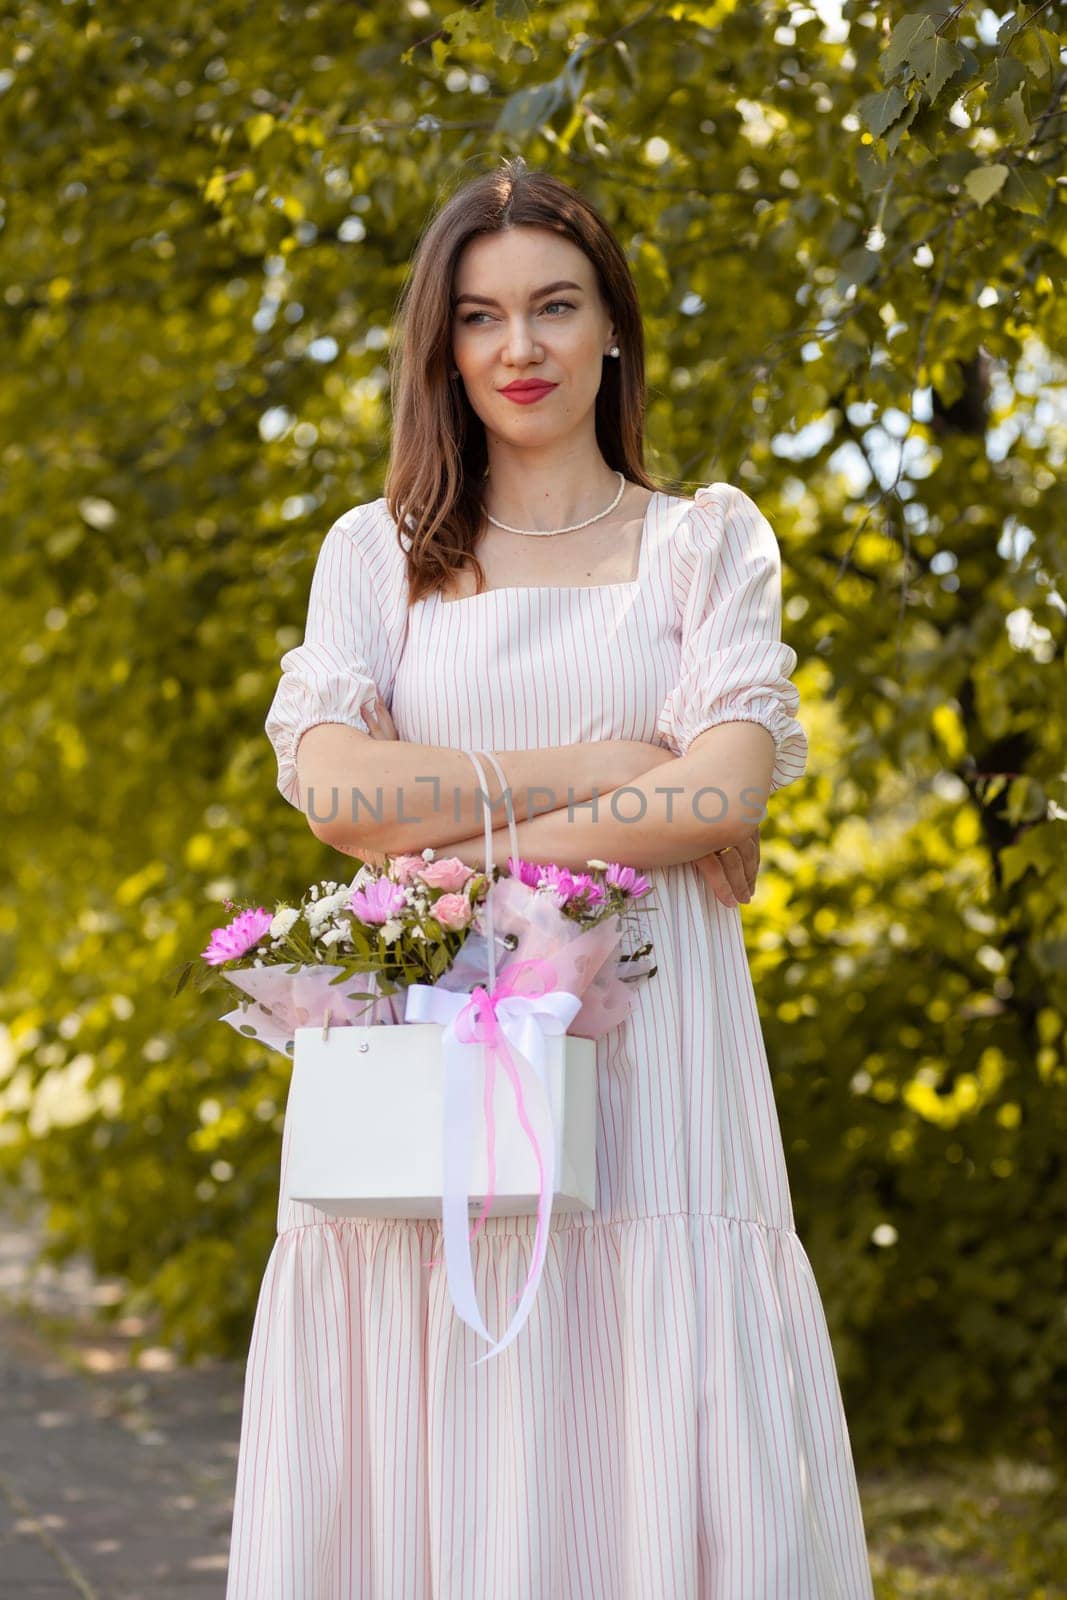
[404,978,581,1363]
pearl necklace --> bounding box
[484,470,626,536]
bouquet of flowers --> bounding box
[176,849,657,1057]
[178,843,658,1361]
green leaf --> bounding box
[985,57,1026,108]
[496,78,565,137]
[964,164,1009,207]
[1003,86,1032,143]
[857,85,910,139]
[909,36,965,102]
[1002,165,1051,218]
[883,14,936,78]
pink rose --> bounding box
[418,856,475,892]
[433,893,473,931]
[389,854,426,885]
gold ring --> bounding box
[715,845,736,857]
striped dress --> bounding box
[225,482,875,1600]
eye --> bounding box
[460,301,576,325]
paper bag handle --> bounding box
[459,748,520,993]
[475,748,521,875]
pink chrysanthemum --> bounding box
[349,877,407,926]
[505,855,542,887]
[563,871,606,906]
[201,906,273,967]
[537,865,606,907]
[605,863,652,899]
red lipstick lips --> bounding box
[500,380,558,405]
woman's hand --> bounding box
[604,741,761,909]
[335,695,400,869]
[364,694,399,742]
[693,827,760,908]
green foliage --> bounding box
[1,0,1064,1472]
[864,1451,1067,1596]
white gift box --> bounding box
[283,1021,597,1219]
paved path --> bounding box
[0,1204,242,1598]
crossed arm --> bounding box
[296,712,772,902]
[431,722,773,874]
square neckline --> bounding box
[428,488,662,607]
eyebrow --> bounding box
[453,280,585,308]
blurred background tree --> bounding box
[1,0,1064,1482]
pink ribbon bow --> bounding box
[404,958,582,1364]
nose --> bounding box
[502,317,543,364]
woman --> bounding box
[226,159,874,1599]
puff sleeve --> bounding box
[265,505,401,811]
[655,482,808,794]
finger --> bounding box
[729,832,764,896]
[733,833,760,898]
[374,696,399,739]
[712,845,750,903]
[694,850,739,908]
[363,696,398,740]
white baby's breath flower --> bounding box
[320,927,346,948]
[380,918,404,945]
[270,907,300,939]
[585,859,609,871]
[421,848,435,861]
[306,889,350,930]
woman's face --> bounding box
[450,225,617,446]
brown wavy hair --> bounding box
[384,157,674,608]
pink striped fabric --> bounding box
[228,485,874,1598]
